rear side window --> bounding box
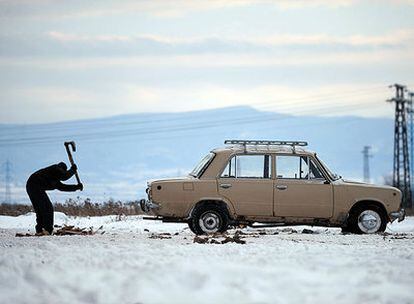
[190,152,215,177]
[221,155,271,179]
[276,155,324,180]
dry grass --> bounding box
[0,198,142,217]
[0,203,33,216]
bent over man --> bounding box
[26,162,83,235]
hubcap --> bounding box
[358,210,381,233]
[199,212,221,233]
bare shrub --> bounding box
[0,203,33,216]
[0,198,142,217]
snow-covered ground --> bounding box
[1,213,414,304]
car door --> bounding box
[274,154,333,218]
[217,154,274,216]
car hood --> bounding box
[338,179,398,191]
[148,176,194,185]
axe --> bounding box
[64,141,82,186]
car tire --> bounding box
[348,205,387,234]
[190,203,229,235]
[187,220,198,234]
[341,225,354,234]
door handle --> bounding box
[276,185,288,190]
[219,183,232,189]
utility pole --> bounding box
[387,84,412,209]
[362,146,372,183]
[3,160,12,204]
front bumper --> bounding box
[389,208,405,222]
[139,199,160,213]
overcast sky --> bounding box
[1,0,414,124]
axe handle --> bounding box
[64,145,82,185]
[74,170,82,185]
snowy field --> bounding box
[1,213,414,304]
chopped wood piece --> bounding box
[15,225,105,237]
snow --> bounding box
[1,213,414,304]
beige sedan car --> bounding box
[140,140,405,235]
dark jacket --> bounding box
[28,164,78,192]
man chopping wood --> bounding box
[26,162,83,235]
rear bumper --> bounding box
[139,199,160,213]
[389,208,405,222]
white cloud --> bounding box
[46,29,414,47]
[47,31,131,43]
[1,46,413,70]
[122,0,356,18]
[249,29,414,47]
[0,0,358,20]
[1,1,413,125]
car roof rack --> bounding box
[224,140,308,153]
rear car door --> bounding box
[218,154,274,216]
[274,155,333,218]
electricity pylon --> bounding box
[408,91,414,202]
[387,84,412,209]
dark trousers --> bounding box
[26,178,54,234]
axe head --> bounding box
[64,141,76,152]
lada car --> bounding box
[140,140,405,235]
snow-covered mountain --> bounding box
[0,106,393,203]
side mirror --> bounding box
[324,180,330,184]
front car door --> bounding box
[274,154,333,218]
[218,154,274,216]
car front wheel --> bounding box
[349,205,387,234]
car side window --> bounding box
[221,155,271,178]
[222,156,236,178]
[276,155,325,180]
[276,155,308,179]
[308,158,324,179]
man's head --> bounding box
[57,162,67,171]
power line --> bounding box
[0,85,385,137]
[0,101,379,147]
[0,116,364,150]
[362,146,372,183]
[0,102,379,147]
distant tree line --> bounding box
[0,198,142,216]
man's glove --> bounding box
[70,164,78,171]
[77,183,83,191]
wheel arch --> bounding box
[349,199,388,221]
[188,199,234,219]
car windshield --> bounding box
[190,152,215,177]
[316,156,341,180]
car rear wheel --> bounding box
[189,203,229,235]
[349,205,387,234]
